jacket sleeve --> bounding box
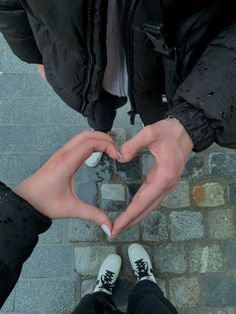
[0,182,51,309]
[0,0,42,63]
[167,19,236,152]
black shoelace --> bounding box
[134,258,152,280]
[98,270,115,292]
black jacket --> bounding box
[0,182,51,309]
[0,0,236,151]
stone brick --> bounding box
[75,182,97,205]
[0,49,36,73]
[170,211,204,241]
[81,279,96,298]
[15,280,42,312]
[22,74,53,97]
[223,240,236,269]
[154,244,187,274]
[201,275,236,307]
[7,154,41,184]
[75,246,116,275]
[169,277,200,307]
[208,209,235,240]
[75,155,113,183]
[21,245,72,278]
[229,182,236,205]
[109,128,127,148]
[0,155,8,182]
[68,219,103,242]
[216,308,236,314]
[0,74,24,99]
[101,184,125,201]
[193,183,225,207]
[209,153,236,178]
[116,155,142,180]
[141,211,168,241]
[189,245,223,273]
[0,34,8,49]
[42,280,77,313]
[183,155,205,179]
[39,219,64,244]
[1,290,14,312]
[0,99,11,124]
[162,181,190,208]
[142,154,154,176]
[100,199,127,211]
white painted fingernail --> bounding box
[117,152,123,161]
[101,224,111,237]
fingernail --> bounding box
[117,152,123,161]
[101,224,111,237]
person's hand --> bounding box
[38,64,47,81]
[13,131,121,231]
[112,118,193,237]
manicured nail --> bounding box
[117,152,123,161]
[101,224,111,237]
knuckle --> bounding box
[143,125,154,142]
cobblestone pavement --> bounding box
[1,34,236,314]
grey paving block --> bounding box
[162,181,190,208]
[1,290,14,312]
[183,155,205,179]
[141,211,168,241]
[21,245,72,278]
[109,128,127,148]
[42,280,77,313]
[7,154,41,184]
[15,280,42,312]
[116,155,142,180]
[68,219,103,242]
[192,183,225,207]
[223,240,236,269]
[75,155,113,183]
[22,74,53,97]
[101,184,125,201]
[201,275,236,307]
[216,309,236,314]
[81,279,96,298]
[0,155,8,182]
[208,209,235,240]
[0,34,8,49]
[154,243,187,274]
[0,99,12,124]
[229,182,236,204]
[170,211,204,241]
[209,153,236,178]
[74,246,116,275]
[169,277,200,307]
[142,153,154,176]
[189,245,223,273]
[75,182,98,205]
[0,74,24,98]
[39,219,64,244]
[0,49,36,73]
[100,199,127,211]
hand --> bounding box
[112,118,193,237]
[38,64,47,81]
[13,131,121,230]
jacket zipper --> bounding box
[81,0,94,115]
[125,0,139,125]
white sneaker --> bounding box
[128,243,156,283]
[94,254,122,295]
[85,151,103,167]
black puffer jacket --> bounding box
[0,0,236,151]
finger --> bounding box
[38,64,47,81]
[119,126,155,162]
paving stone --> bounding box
[42,280,77,313]
[229,182,236,205]
[75,155,113,183]
[208,209,235,240]
[108,212,139,242]
[68,219,103,242]
[0,99,11,124]
[141,211,168,241]
[201,275,236,307]
[15,280,42,312]
[109,128,127,148]
[100,199,127,211]
[0,49,36,73]
[0,34,8,49]
[75,182,97,205]
[170,211,204,241]
[216,309,236,314]
[169,277,200,307]
[39,219,64,244]
[75,246,116,275]
[142,154,154,176]
[81,279,96,298]
[189,245,223,273]
[22,74,53,97]
[0,155,8,182]
[209,153,236,178]
[116,155,142,180]
[1,290,14,312]
[101,184,125,201]
[21,245,72,278]
[154,244,187,274]
[156,278,167,297]
[193,183,225,207]
[7,154,41,184]
[223,240,236,269]
[0,74,24,98]
[162,181,190,208]
[183,155,205,179]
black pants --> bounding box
[72,280,178,314]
